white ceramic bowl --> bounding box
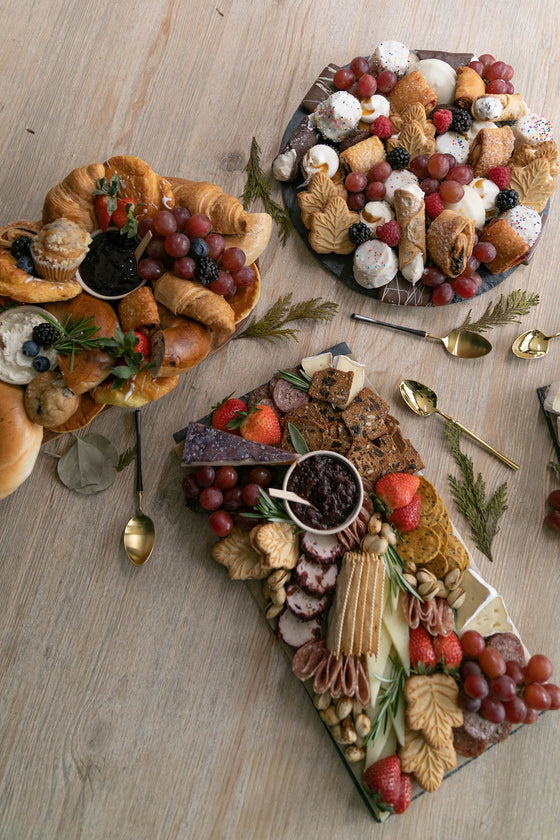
[282,450,364,536]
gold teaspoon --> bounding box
[511,328,560,359]
[351,314,492,359]
[399,379,519,471]
[124,409,156,566]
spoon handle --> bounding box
[437,409,519,470]
[135,409,143,493]
[351,313,428,338]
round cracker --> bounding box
[398,523,441,565]
[445,533,470,571]
[417,475,439,517]
[420,551,449,579]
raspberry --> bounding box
[371,115,394,139]
[488,166,511,190]
[386,147,410,170]
[376,220,401,247]
[496,188,519,213]
[425,193,445,219]
[433,109,452,134]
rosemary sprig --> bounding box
[116,446,137,471]
[363,657,406,747]
[244,488,297,525]
[236,292,338,343]
[241,136,291,244]
[457,289,540,334]
[444,421,508,562]
[277,367,311,391]
[384,543,422,602]
[41,312,107,371]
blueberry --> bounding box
[190,238,209,260]
[17,254,36,275]
[22,340,40,357]
[32,355,50,372]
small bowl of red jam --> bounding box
[282,450,364,536]
[76,229,145,300]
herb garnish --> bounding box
[277,367,311,391]
[457,289,540,334]
[236,292,338,343]
[384,543,422,602]
[363,657,406,747]
[241,136,292,244]
[116,446,137,471]
[41,312,107,370]
[550,461,560,478]
[288,422,310,454]
[244,488,297,526]
[103,328,153,389]
[444,422,508,562]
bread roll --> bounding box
[0,382,43,500]
[91,369,179,407]
[57,293,120,394]
[150,319,211,377]
[118,285,160,334]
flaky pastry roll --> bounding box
[467,125,515,177]
[478,218,530,274]
[426,209,475,277]
[389,70,438,115]
[454,65,486,110]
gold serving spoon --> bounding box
[124,409,156,565]
[351,313,492,359]
[511,328,560,359]
[399,379,519,471]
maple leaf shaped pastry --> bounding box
[399,726,457,792]
[211,527,270,580]
[298,172,347,229]
[404,673,463,749]
[510,140,559,178]
[509,157,557,212]
[387,121,436,161]
[308,196,360,254]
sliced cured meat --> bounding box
[247,384,271,408]
[286,583,329,620]
[355,657,371,708]
[292,637,327,680]
[486,632,524,666]
[252,397,283,421]
[462,710,498,741]
[488,720,513,744]
[342,655,357,698]
[272,378,310,413]
[277,608,322,648]
[301,530,343,564]
[295,553,338,595]
[453,726,489,758]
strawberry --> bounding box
[375,472,420,510]
[133,330,151,361]
[111,198,139,237]
[433,631,463,671]
[409,626,437,670]
[237,404,282,446]
[393,772,412,814]
[362,755,402,811]
[93,175,120,231]
[388,494,421,532]
[211,396,248,434]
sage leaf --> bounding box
[288,422,309,455]
[57,433,119,494]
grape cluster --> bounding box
[136,209,255,299]
[333,56,398,101]
[468,53,515,95]
[545,489,560,532]
[458,630,560,726]
[182,465,275,537]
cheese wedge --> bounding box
[366,716,397,767]
[366,625,393,711]
[454,567,495,631]
[389,692,406,747]
[333,355,366,408]
[382,595,410,674]
[544,380,560,415]
[301,352,332,377]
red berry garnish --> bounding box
[433,109,453,134]
[488,166,510,190]
[376,220,401,247]
[424,192,445,219]
[370,115,393,139]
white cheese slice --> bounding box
[382,595,410,674]
[454,567,496,631]
[366,626,393,710]
[459,594,514,637]
[301,352,332,377]
[544,380,560,415]
[333,354,366,407]
[366,715,397,767]
[389,692,406,747]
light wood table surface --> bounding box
[1,2,560,838]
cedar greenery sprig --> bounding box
[550,461,560,478]
[444,421,508,562]
[236,292,338,343]
[457,289,540,334]
[363,657,406,748]
[116,446,137,471]
[241,136,291,244]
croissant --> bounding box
[42,163,105,231]
[104,155,175,221]
[0,249,82,303]
[172,180,253,235]
[153,272,236,335]
[221,214,272,264]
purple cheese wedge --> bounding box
[181,422,298,467]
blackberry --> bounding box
[32,322,61,348]
[348,222,371,245]
[32,355,51,373]
[386,146,410,170]
[496,188,519,213]
[10,236,33,259]
[450,108,472,134]
[190,238,210,260]
[196,256,220,285]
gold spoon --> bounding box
[351,314,492,359]
[399,379,519,471]
[124,409,156,565]
[511,328,560,359]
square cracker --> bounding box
[308,367,354,408]
[342,387,390,440]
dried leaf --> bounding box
[57,434,119,494]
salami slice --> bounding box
[453,726,489,758]
[355,658,371,708]
[277,608,322,648]
[301,530,343,564]
[295,553,338,595]
[462,710,498,740]
[286,583,329,620]
[486,632,524,665]
[488,720,513,744]
[272,378,310,413]
[247,384,271,408]
[292,638,327,680]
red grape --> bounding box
[347,192,366,211]
[364,181,386,201]
[345,171,368,192]
[208,510,234,537]
[503,64,514,81]
[543,683,560,710]
[504,81,515,94]
[466,255,481,273]
[137,259,163,281]
[174,256,197,279]
[409,155,429,179]
[447,164,474,185]
[479,646,506,678]
[224,284,237,300]
[504,696,527,724]
[209,270,235,297]
[334,68,355,90]
[427,153,450,179]
[505,661,525,685]
[214,466,238,490]
[232,266,256,287]
[137,218,154,238]
[195,466,215,487]
[146,238,167,261]
[164,232,190,258]
[249,467,272,487]
[368,161,392,182]
[376,70,397,93]
[459,690,481,713]
[480,695,505,724]
[453,274,479,299]
[548,490,560,510]
[421,266,446,288]
[464,674,489,700]
[525,654,553,684]
[546,509,560,531]
[445,154,457,171]
[461,630,486,658]
[469,60,484,76]
[460,660,482,679]
[172,206,191,231]
[182,474,200,500]
[473,242,497,263]
[490,674,517,702]
[206,233,226,261]
[486,79,508,94]
[152,210,177,236]
[486,61,508,81]
[439,180,464,204]
[478,53,496,72]
[222,486,244,511]
[350,56,370,78]
[185,213,211,238]
[241,483,263,507]
[420,177,440,195]
[199,486,223,511]
[356,74,377,98]
[524,683,551,711]
[523,707,539,724]
[221,247,246,272]
[431,282,454,305]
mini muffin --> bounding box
[30,218,92,283]
[24,370,80,426]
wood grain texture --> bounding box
[1,1,560,838]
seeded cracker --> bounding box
[398,523,441,565]
[308,367,354,408]
[341,387,390,440]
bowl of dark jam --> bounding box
[76,228,146,300]
[282,450,364,536]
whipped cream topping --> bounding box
[513,113,553,146]
[435,131,470,164]
[472,96,505,121]
[502,205,542,246]
[383,170,420,204]
[413,58,457,105]
[359,200,394,233]
[301,145,339,180]
[469,178,500,216]
[369,41,413,77]
[0,307,59,385]
[273,149,297,181]
[401,253,424,285]
[468,119,497,141]
[353,240,398,289]
[360,94,391,124]
[312,91,362,142]
[444,184,486,230]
